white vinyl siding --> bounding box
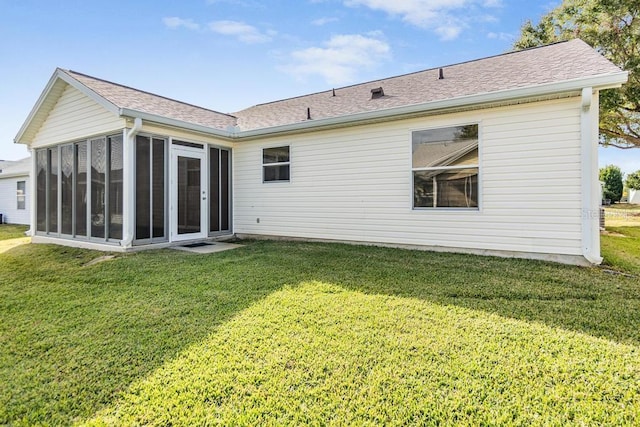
[31,84,124,148]
[233,97,584,257]
[0,176,30,224]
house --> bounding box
[0,157,30,225]
[14,39,627,265]
[629,189,640,205]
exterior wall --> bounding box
[137,122,234,149]
[31,83,124,148]
[0,175,30,224]
[630,189,640,205]
[233,97,585,259]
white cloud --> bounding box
[344,0,501,40]
[162,17,200,31]
[434,24,463,41]
[208,20,272,43]
[283,33,391,85]
[487,31,513,41]
[206,0,265,6]
[311,17,339,26]
[162,17,274,43]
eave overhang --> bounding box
[17,68,628,145]
[119,71,628,141]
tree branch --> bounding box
[600,141,638,149]
[600,127,640,148]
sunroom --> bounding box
[17,69,235,251]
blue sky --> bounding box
[0,0,637,174]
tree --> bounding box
[600,165,624,202]
[626,170,640,190]
[514,0,640,149]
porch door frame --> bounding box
[170,143,207,242]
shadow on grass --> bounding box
[82,281,640,425]
[1,239,639,424]
[0,243,292,425]
[282,241,640,346]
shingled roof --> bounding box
[62,69,238,130]
[15,39,626,145]
[0,157,30,177]
[233,39,622,131]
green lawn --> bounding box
[0,224,28,241]
[602,205,640,275]
[1,238,639,425]
[602,226,640,275]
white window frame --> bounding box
[262,145,290,183]
[411,123,480,210]
[17,180,26,210]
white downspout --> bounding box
[580,87,602,264]
[121,117,142,248]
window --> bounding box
[108,135,123,240]
[412,124,479,209]
[17,181,26,210]
[263,146,290,182]
[61,144,74,234]
[135,135,167,242]
[76,142,88,237]
[49,148,58,232]
[90,137,106,238]
[209,146,231,233]
[34,134,124,240]
[36,150,46,232]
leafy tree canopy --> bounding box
[514,0,640,149]
[626,170,640,190]
[600,164,624,201]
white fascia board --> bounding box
[0,172,30,179]
[118,108,235,139]
[234,71,629,139]
[14,69,121,145]
[121,71,628,141]
[56,70,120,115]
[14,70,61,145]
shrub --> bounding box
[600,165,624,202]
[626,170,640,190]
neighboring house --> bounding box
[629,189,640,205]
[14,40,628,265]
[0,157,30,225]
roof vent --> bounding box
[332,88,336,97]
[370,87,384,99]
[307,107,311,120]
[438,68,444,80]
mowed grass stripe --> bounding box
[601,226,640,275]
[0,237,639,425]
[85,282,639,426]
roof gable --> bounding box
[15,69,238,144]
[15,69,121,144]
[64,70,238,130]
